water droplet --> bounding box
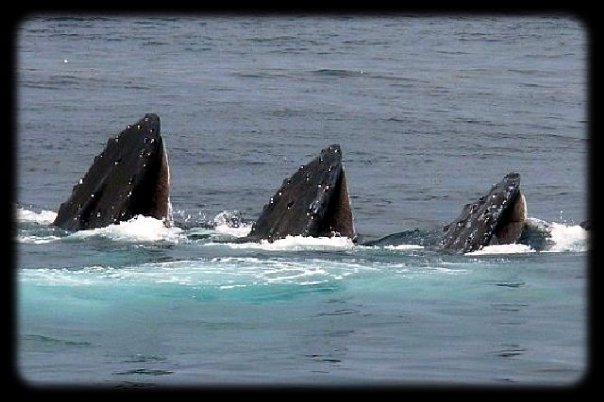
[127,191,132,197]
[79,179,83,184]
[299,165,305,170]
[308,200,321,214]
[137,124,141,129]
[90,193,95,198]
[278,191,282,196]
[334,148,339,153]
[114,161,119,166]
[114,137,119,143]
[150,138,155,143]
[305,173,310,182]
[317,184,322,188]
[324,185,330,191]
[96,211,101,218]
[127,125,132,129]
[269,197,274,204]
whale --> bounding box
[363,171,585,252]
[52,113,171,231]
[440,172,527,253]
[239,144,356,243]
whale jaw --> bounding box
[440,172,526,253]
[245,144,356,243]
[53,113,170,231]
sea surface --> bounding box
[14,15,589,388]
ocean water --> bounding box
[15,15,589,387]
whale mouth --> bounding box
[440,172,526,253]
[491,190,527,245]
[244,144,356,243]
[53,113,170,231]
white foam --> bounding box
[213,223,252,238]
[210,235,355,251]
[16,207,57,224]
[466,243,535,256]
[384,244,425,251]
[545,223,588,253]
[69,215,184,243]
[18,235,62,244]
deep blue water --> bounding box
[15,15,589,387]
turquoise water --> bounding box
[16,211,588,386]
[15,15,589,387]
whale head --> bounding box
[245,144,356,242]
[53,113,170,231]
[440,172,527,253]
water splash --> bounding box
[546,222,588,253]
[212,210,252,238]
[16,207,57,224]
[69,215,183,243]
[466,220,588,255]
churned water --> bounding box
[15,15,589,387]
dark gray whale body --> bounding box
[440,172,528,253]
[240,144,356,243]
[53,113,170,231]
